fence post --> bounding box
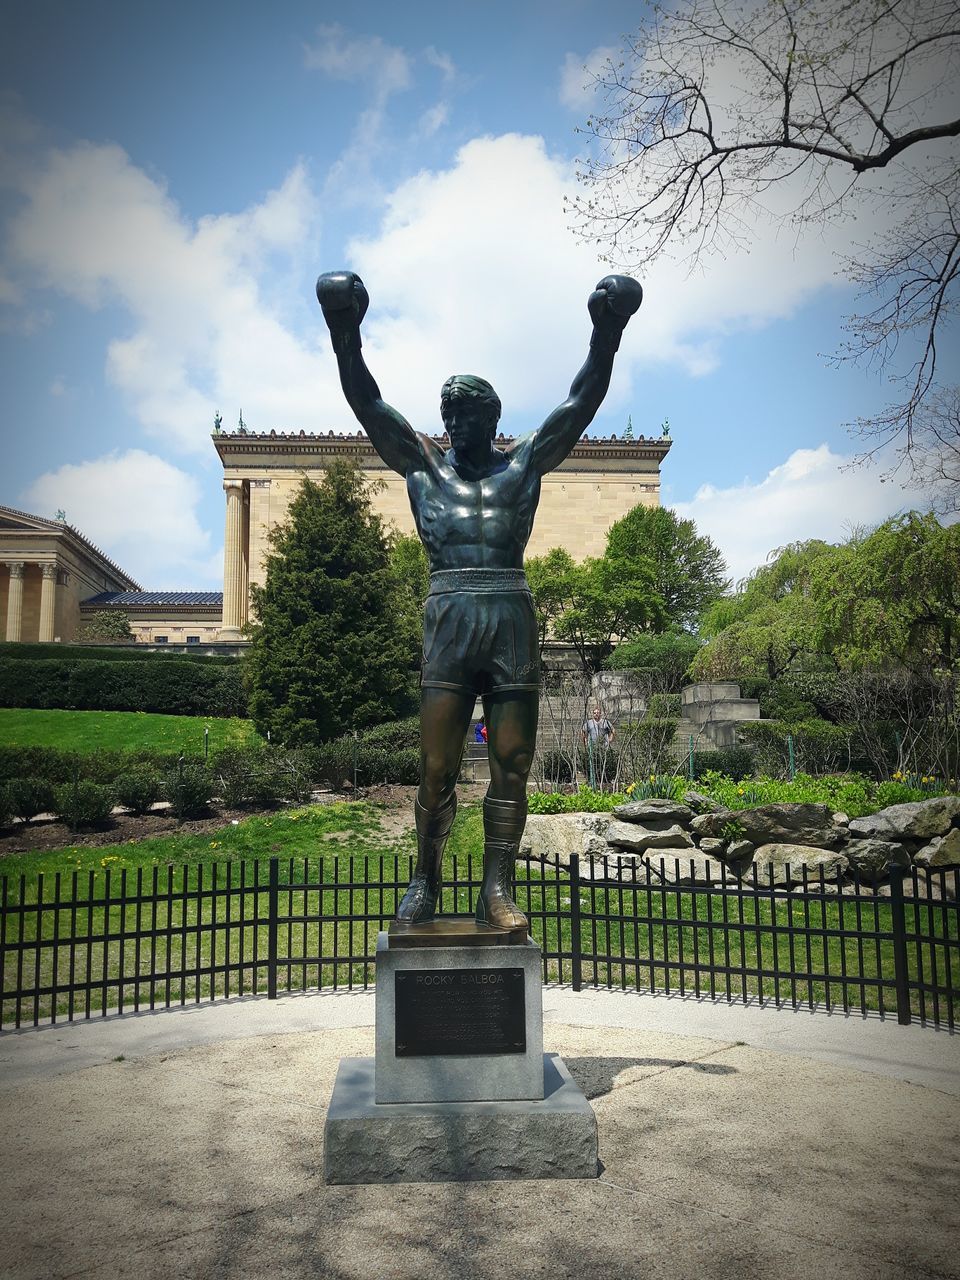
[787,733,796,780]
[688,734,694,781]
[888,869,912,1025]
[569,854,582,992]
[267,857,279,1000]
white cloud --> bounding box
[343,132,867,432]
[416,102,449,138]
[424,46,456,84]
[5,143,342,452]
[303,25,411,94]
[2,124,898,475]
[559,47,617,111]
[673,444,911,584]
[22,449,222,589]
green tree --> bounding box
[388,532,429,664]
[603,630,702,691]
[75,610,134,643]
[552,554,665,671]
[693,518,960,680]
[525,547,577,656]
[604,505,728,631]
[246,465,415,745]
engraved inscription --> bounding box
[395,967,525,1057]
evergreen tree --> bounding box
[246,464,415,745]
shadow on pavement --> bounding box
[564,1053,738,1099]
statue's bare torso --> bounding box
[408,437,541,571]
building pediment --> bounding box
[0,507,64,533]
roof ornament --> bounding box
[660,417,671,438]
[238,408,248,435]
[623,415,634,442]
[213,411,222,434]
[55,509,66,522]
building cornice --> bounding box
[212,430,672,469]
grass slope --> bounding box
[0,708,259,755]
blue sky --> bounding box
[1,0,954,589]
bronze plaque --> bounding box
[394,967,526,1057]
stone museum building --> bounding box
[212,428,671,639]
[1,428,670,644]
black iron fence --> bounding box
[1,854,957,1030]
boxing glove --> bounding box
[316,271,369,329]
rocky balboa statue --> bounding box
[316,270,642,931]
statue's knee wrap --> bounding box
[415,793,457,843]
[482,795,528,844]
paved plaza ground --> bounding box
[1,989,958,1280]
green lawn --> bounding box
[0,708,260,755]
[2,801,956,1027]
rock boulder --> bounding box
[843,839,911,877]
[847,796,960,841]
[913,826,960,868]
[605,821,694,852]
[752,843,849,886]
[612,798,695,825]
[692,803,840,849]
[520,813,611,865]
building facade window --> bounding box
[154,635,168,644]
[186,635,200,645]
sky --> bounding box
[0,0,956,591]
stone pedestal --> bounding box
[322,921,599,1184]
[324,1053,598,1184]
[375,928,544,1104]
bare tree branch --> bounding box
[569,0,960,498]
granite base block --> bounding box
[324,1053,598,1184]
[375,931,544,1103]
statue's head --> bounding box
[440,375,501,448]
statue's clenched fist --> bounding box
[316,271,369,331]
[588,274,643,330]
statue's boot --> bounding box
[476,796,529,932]
[395,795,457,923]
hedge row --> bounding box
[0,643,238,665]
[0,739,419,799]
[0,657,248,717]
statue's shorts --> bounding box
[421,568,540,697]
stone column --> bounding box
[239,485,250,627]
[221,480,245,638]
[39,563,59,642]
[5,562,25,642]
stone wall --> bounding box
[521,795,960,894]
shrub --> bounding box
[211,745,296,808]
[8,777,56,823]
[358,716,421,751]
[272,748,317,804]
[739,720,853,777]
[0,745,186,787]
[688,747,754,781]
[54,781,115,830]
[539,749,577,786]
[114,769,163,815]
[0,782,11,828]
[0,656,247,716]
[528,791,567,814]
[623,774,686,800]
[164,760,212,821]
[647,693,682,717]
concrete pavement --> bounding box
[1,988,958,1280]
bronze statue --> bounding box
[316,270,641,931]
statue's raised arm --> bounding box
[525,275,643,477]
[316,272,423,477]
